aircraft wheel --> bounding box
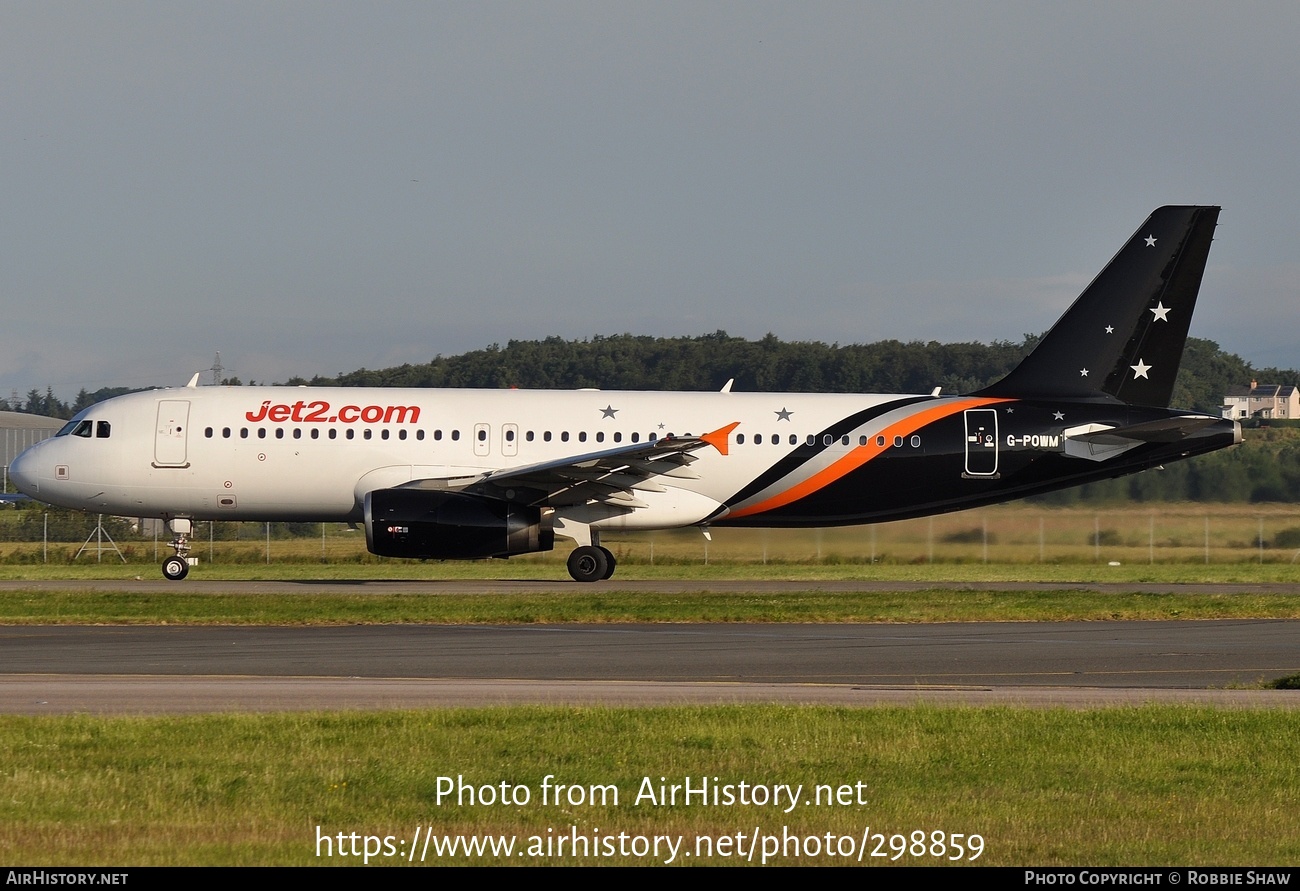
[567,546,609,583]
[162,556,189,581]
[599,546,617,579]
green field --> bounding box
[2,586,1300,625]
[4,706,1298,866]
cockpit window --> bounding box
[56,420,80,437]
[71,420,93,438]
[96,421,111,439]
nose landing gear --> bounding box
[161,518,192,580]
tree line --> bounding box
[5,330,1295,442]
[274,332,1290,418]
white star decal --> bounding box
[1150,302,1171,322]
[1144,235,1157,247]
[1053,411,1065,420]
[1130,359,1152,379]
[1105,325,1114,334]
[1080,368,1089,377]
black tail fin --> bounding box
[978,205,1220,407]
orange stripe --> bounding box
[726,397,1009,519]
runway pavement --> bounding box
[1,617,1297,713]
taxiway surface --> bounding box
[2,615,1297,713]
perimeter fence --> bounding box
[2,504,1300,566]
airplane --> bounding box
[9,205,1240,582]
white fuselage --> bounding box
[10,385,911,534]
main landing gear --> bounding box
[161,518,192,581]
[566,545,617,582]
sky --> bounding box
[3,2,1299,400]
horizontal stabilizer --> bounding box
[1067,416,1221,446]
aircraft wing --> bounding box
[397,422,739,509]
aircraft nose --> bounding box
[9,447,39,496]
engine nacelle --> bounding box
[364,489,554,559]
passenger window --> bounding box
[613,432,622,443]
[275,429,284,439]
[823,434,833,446]
[648,433,657,441]
[561,432,570,442]
[506,429,515,442]
[631,432,639,443]
[876,435,886,447]
[451,430,460,441]
[330,429,339,440]
[293,429,302,439]
[240,428,249,439]
[222,427,231,439]
[364,430,372,440]
[578,432,587,443]
[434,429,443,441]
[737,433,746,445]
[911,435,921,447]
[544,431,553,442]
[789,434,797,445]
[806,435,815,446]
[398,429,407,440]
[204,427,213,438]
[595,432,605,443]
[258,428,267,439]
[859,435,867,446]
[311,429,320,440]
[346,429,355,440]
[415,430,423,441]
[525,431,534,442]
[894,435,903,448]
[477,428,487,442]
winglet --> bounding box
[699,421,740,456]
[185,373,201,389]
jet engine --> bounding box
[364,489,554,559]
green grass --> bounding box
[2,706,1298,865]
[1,558,1300,584]
[3,587,1300,624]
